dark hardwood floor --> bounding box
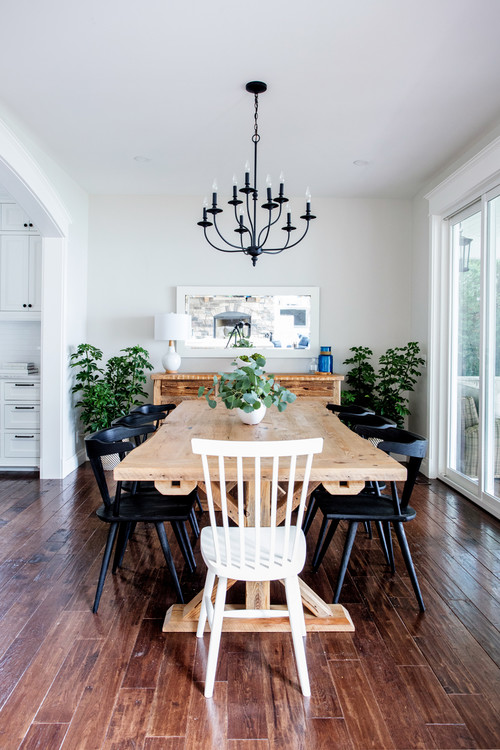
[0,465,499,749]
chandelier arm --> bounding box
[203,226,246,253]
[275,221,311,251]
[257,212,273,248]
[258,221,311,254]
[257,202,283,247]
[212,213,245,250]
[245,192,255,239]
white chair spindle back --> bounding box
[193,437,323,572]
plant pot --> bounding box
[236,403,266,425]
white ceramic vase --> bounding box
[236,402,267,425]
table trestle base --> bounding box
[162,602,354,633]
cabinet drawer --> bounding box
[4,381,40,401]
[4,431,39,458]
[4,404,40,429]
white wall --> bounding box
[88,194,413,399]
[0,104,89,476]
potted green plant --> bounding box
[70,343,153,434]
[198,352,297,425]
[341,342,425,426]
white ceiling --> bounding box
[1,0,500,199]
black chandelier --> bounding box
[197,81,316,266]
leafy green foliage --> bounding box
[69,343,153,433]
[198,353,296,413]
[342,346,376,407]
[341,342,425,426]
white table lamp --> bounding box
[154,312,192,372]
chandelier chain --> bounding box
[252,94,260,143]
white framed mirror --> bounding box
[176,286,319,358]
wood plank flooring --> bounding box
[0,466,499,749]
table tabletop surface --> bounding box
[114,398,407,484]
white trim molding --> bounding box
[426,135,500,517]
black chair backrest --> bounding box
[354,425,428,510]
[111,413,165,428]
[327,403,375,418]
[131,403,176,417]
[348,414,396,429]
[85,424,153,509]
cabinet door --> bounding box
[28,236,42,311]
[1,204,36,231]
[0,236,30,311]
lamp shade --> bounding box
[154,312,192,341]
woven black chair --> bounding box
[86,425,199,613]
[310,425,427,611]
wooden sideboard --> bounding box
[152,371,343,407]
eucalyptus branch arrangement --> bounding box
[198,353,296,413]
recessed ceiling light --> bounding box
[133,155,151,163]
[353,160,369,167]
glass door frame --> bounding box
[426,136,500,521]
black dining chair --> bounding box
[309,425,427,611]
[86,424,199,613]
[302,412,395,536]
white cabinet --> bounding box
[1,203,37,231]
[0,379,40,467]
[0,235,42,312]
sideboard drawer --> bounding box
[4,381,40,401]
[159,378,212,401]
[4,403,40,429]
[4,431,40,458]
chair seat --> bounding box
[96,490,196,524]
[316,491,416,522]
[200,525,307,582]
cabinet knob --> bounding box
[23,223,28,227]
[28,304,32,308]
[23,304,27,308]
[29,223,33,227]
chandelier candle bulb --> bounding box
[244,161,250,187]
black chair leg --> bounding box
[155,522,184,603]
[375,521,390,565]
[383,521,395,572]
[333,521,359,603]
[302,493,318,535]
[93,522,119,614]
[364,521,373,538]
[393,521,425,612]
[312,518,340,571]
[189,508,200,538]
[175,521,196,572]
[171,521,196,573]
[196,493,203,513]
[112,522,131,573]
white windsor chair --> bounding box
[191,436,323,698]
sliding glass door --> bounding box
[447,188,500,510]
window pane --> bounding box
[450,211,481,482]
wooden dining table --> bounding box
[114,398,407,633]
